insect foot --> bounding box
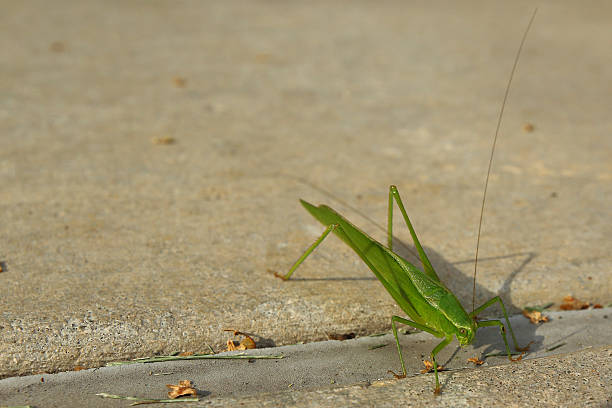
[420,360,444,373]
[267,268,288,280]
[517,340,535,352]
[510,340,534,361]
[387,370,406,379]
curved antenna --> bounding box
[472,9,538,314]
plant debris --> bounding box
[96,392,198,405]
[327,332,355,341]
[546,342,566,352]
[151,136,176,145]
[172,77,187,88]
[467,357,484,365]
[522,122,535,132]
[224,329,256,351]
[560,295,591,310]
[483,351,525,359]
[522,309,549,324]
[523,302,554,313]
[166,380,197,399]
[106,353,282,366]
[421,360,444,373]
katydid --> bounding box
[273,10,537,394]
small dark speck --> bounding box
[550,192,558,198]
[587,276,592,280]
[50,41,65,52]
[558,316,562,319]
[603,315,608,319]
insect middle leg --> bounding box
[390,315,449,394]
[387,185,439,282]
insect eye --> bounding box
[459,328,466,334]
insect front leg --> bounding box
[475,319,525,362]
[470,296,528,352]
[271,224,339,280]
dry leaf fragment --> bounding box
[593,304,603,309]
[560,295,590,310]
[467,357,484,365]
[73,365,86,371]
[173,77,187,88]
[177,351,194,357]
[522,309,549,324]
[226,339,239,351]
[421,360,444,373]
[522,122,535,132]
[327,332,356,341]
[166,380,197,399]
[224,329,256,351]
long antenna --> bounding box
[472,9,538,314]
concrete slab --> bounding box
[1,0,611,380]
[0,309,610,407]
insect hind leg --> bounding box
[270,223,340,280]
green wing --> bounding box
[300,199,451,328]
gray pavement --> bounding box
[1,0,611,406]
[1,309,610,407]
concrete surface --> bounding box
[0,0,610,395]
[1,309,610,407]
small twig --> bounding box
[523,302,554,313]
[483,351,525,359]
[106,353,283,366]
[205,343,216,354]
[1,406,34,408]
[545,342,566,352]
[96,393,198,405]
[368,343,388,350]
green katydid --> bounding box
[273,10,537,394]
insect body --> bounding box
[273,9,537,394]
[275,187,524,394]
